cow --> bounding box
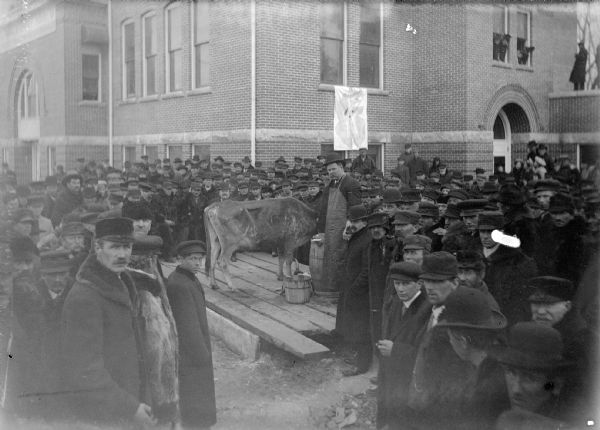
[204,198,318,290]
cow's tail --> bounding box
[204,206,212,273]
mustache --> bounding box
[114,259,129,265]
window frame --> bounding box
[142,11,158,96]
[121,19,136,99]
[191,0,210,89]
[82,52,101,102]
[47,146,56,176]
[515,9,532,67]
[359,1,383,89]
[165,2,183,93]
[492,6,509,64]
[18,71,38,119]
[319,1,347,86]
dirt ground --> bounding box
[212,334,378,430]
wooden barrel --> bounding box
[283,274,312,304]
[309,238,328,294]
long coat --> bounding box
[377,291,430,429]
[60,255,147,424]
[336,227,372,343]
[367,238,394,344]
[50,188,83,227]
[166,266,217,428]
[484,245,537,325]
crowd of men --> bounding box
[0,138,598,429]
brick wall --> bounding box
[550,92,600,133]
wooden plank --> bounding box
[207,308,261,361]
[211,260,336,333]
[202,287,329,359]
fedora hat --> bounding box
[389,261,422,282]
[419,251,457,280]
[348,204,368,221]
[437,287,507,330]
[492,322,571,371]
[323,153,344,166]
[382,188,402,204]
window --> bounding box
[359,2,381,88]
[516,11,532,66]
[320,1,344,85]
[82,54,100,101]
[193,144,210,161]
[47,146,56,176]
[492,7,509,62]
[145,145,158,162]
[193,1,210,88]
[168,145,183,160]
[124,146,137,163]
[122,21,135,98]
[166,3,183,92]
[18,72,38,119]
[143,13,157,96]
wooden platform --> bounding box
[162,252,337,360]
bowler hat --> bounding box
[480,182,498,195]
[367,213,389,229]
[548,193,574,214]
[176,240,207,256]
[400,189,421,203]
[498,184,527,206]
[457,199,488,216]
[492,322,570,371]
[60,222,87,237]
[348,205,368,221]
[421,189,439,202]
[420,251,458,280]
[382,188,402,204]
[392,211,420,225]
[527,276,574,303]
[447,189,470,202]
[40,250,73,274]
[437,287,507,330]
[477,211,504,230]
[456,250,485,271]
[323,153,344,166]
[132,235,163,255]
[95,217,134,243]
[417,202,439,218]
[389,261,422,281]
[403,234,432,251]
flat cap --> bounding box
[95,217,134,243]
[367,212,389,229]
[176,240,207,256]
[60,222,87,237]
[447,189,470,202]
[457,199,488,216]
[437,287,507,330]
[456,250,485,270]
[548,193,574,214]
[403,234,432,251]
[527,276,574,303]
[40,250,73,274]
[389,261,422,281]
[477,211,504,230]
[400,189,421,203]
[132,234,163,255]
[392,211,420,225]
[348,204,368,221]
[419,251,458,280]
[382,188,402,203]
[417,201,439,218]
[498,184,527,206]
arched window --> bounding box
[18,71,38,119]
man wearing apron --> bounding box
[316,154,362,296]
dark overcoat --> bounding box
[367,238,394,344]
[377,291,430,429]
[50,188,83,227]
[484,245,537,325]
[336,227,372,343]
[60,255,147,424]
[503,206,539,258]
[166,266,217,428]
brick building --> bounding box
[1,0,598,183]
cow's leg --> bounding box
[277,251,285,281]
[219,247,236,290]
[205,213,221,290]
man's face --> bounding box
[133,219,152,235]
[359,149,367,158]
[220,190,230,199]
[308,186,319,197]
[29,204,43,218]
[346,220,366,235]
[462,214,479,232]
[381,203,399,215]
[251,188,261,197]
[457,267,483,289]
[369,226,386,241]
[403,249,425,266]
[61,234,86,252]
[191,187,202,197]
[43,272,71,296]
[419,215,435,230]
[204,179,213,190]
[393,279,420,302]
[531,301,571,327]
[503,366,556,413]
[536,191,555,210]
[327,163,344,180]
[551,211,574,228]
[423,278,457,305]
[181,252,204,272]
[394,223,416,238]
[239,188,249,196]
[67,179,81,193]
[14,220,33,237]
[95,240,132,273]
[479,229,496,249]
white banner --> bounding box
[334,86,368,151]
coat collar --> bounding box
[75,255,133,307]
[175,265,199,283]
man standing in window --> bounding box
[351,148,377,175]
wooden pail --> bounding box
[283,274,312,304]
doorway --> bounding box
[493,110,511,173]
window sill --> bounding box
[118,98,137,105]
[163,91,184,99]
[139,95,160,103]
[318,83,389,95]
[78,101,105,107]
[188,86,212,96]
[492,62,512,70]
[515,65,534,72]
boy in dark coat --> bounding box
[376,262,430,429]
[167,240,217,429]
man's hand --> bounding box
[134,403,156,428]
[376,340,393,357]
